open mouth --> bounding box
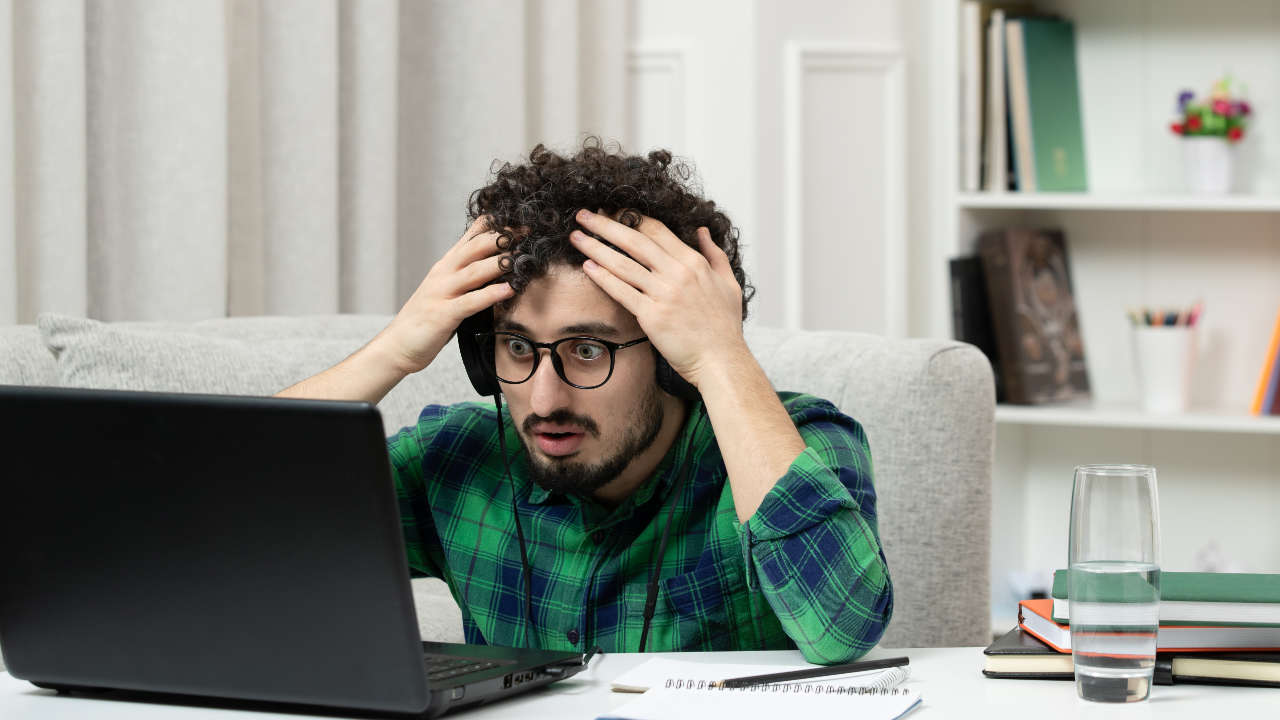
[533,429,586,456]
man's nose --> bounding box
[528,350,572,417]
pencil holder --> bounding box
[1132,326,1196,413]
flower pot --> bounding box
[1182,136,1233,194]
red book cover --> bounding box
[1019,599,1280,654]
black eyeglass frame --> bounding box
[475,331,651,389]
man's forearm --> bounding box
[695,346,807,522]
[274,331,414,404]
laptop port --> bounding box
[503,674,513,689]
[524,672,534,681]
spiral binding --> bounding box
[663,665,911,695]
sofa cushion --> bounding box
[0,325,58,386]
[411,578,465,644]
[36,313,478,434]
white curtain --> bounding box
[0,0,630,324]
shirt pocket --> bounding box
[657,558,746,651]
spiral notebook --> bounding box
[600,659,921,720]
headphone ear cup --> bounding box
[653,351,699,401]
[458,309,500,396]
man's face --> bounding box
[494,264,666,496]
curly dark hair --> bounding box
[467,137,753,320]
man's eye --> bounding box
[571,342,606,361]
[505,338,533,357]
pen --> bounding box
[714,655,910,688]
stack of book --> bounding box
[1251,306,1280,416]
[960,2,1087,193]
[984,570,1280,687]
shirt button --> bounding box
[590,530,604,544]
[566,629,580,645]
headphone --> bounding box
[457,307,699,401]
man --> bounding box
[279,140,892,664]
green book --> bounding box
[1006,18,1087,191]
[1052,570,1280,626]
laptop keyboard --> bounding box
[424,655,505,682]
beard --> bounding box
[519,384,666,498]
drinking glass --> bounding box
[1068,464,1161,703]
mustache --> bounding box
[522,409,600,438]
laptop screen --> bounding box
[0,386,432,713]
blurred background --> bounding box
[0,0,935,334]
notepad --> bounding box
[601,658,921,720]
[610,657,909,692]
[599,678,921,720]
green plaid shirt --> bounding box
[386,391,892,664]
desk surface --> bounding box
[3,647,1277,719]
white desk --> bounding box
[2,647,1277,719]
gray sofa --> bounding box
[0,313,994,670]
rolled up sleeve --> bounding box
[737,398,893,664]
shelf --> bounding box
[995,403,1280,435]
[957,192,1280,213]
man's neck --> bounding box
[590,395,688,509]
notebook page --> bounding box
[610,657,907,693]
[598,683,922,720]
[611,659,797,692]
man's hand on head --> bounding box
[380,216,515,375]
[568,209,749,390]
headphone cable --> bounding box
[494,392,537,650]
[638,403,705,653]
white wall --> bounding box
[630,0,930,336]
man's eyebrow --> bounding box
[494,319,531,334]
[559,322,622,337]
[494,320,623,337]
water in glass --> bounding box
[1069,560,1160,702]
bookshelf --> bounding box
[931,0,1280,634]
[996,403,1280,435]
[958,192,1280,213]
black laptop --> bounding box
[0,385,591,717]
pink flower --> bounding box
[1212,100,1231,115]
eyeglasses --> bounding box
[475,332,651,389]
